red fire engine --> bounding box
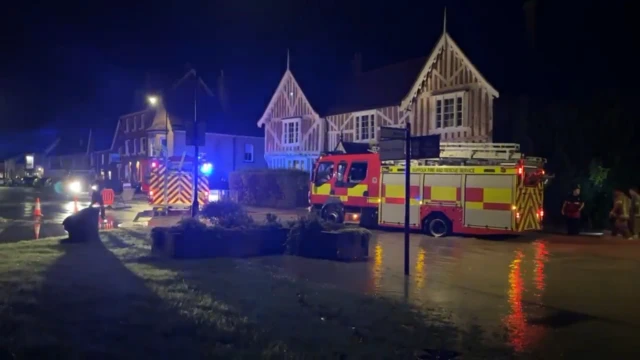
[309,142,546,237]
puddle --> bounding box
[0,216,120,243]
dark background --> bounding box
[0,0,635,225]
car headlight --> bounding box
[68,181,81,193]
[91,185,98,191]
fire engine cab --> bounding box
[309,142,546,237]
[148,155,211,214]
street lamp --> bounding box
[147,96,158,106]
[147,94,169,209]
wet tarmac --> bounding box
[3,187,640,357]
[0,187,120,242]
[253,232,640,358]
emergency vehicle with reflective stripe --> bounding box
[148,157,209,211]
[310,147,545,236]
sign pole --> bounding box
[191,72,199,218]
[404,122,411,276]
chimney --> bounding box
[217,70,229,114]
[351,52,363,76]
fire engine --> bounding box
[148,155,211,214]
[309,142,546,237]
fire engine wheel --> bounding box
[322,205,344,223]
[423,216,451,238]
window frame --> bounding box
[244,143,254,162]
[313,161,334,186]
[353,111,377,142]
[281,118,301,146]
[434,91,466,129]
[347,161,368,184]
[140,138,147,154]
[125,140,131,155]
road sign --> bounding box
[380,126,406,140]
[410,135,441,159]
[185,121,206,146]
[379,139,405,161]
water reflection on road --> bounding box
[255,231,640,357]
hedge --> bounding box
[229,168,310,209]
[151,207,370,261]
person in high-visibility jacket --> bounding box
[561,184,583,235]
[610,189,632,239]
[629,187,640,239]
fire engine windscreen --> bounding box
[314,162,334,185]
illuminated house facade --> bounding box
[258,19,498,173]
[99,70,265,191]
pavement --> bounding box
[2,186,640,356]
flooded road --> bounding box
[254,232,640,358]
[0,187,120,242]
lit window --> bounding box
[282,118,300,145]
[244,143,254,162]
[354,113,376,141]
[435,92,465,128]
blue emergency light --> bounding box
[200,162,213,175]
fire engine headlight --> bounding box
[68,181,82,194]
[91,185,98,191]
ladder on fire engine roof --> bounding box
[380,142,546,167]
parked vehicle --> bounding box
[309,142,547,237]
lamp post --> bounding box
[147,95,169,209]
[191,71,199,218]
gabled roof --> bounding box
[47,129,92,157]
[400,32,499,110]
[257,69,320,127]
[324,57,427,116]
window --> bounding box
[140,138,147,154]
[313,161,334,185]
[133,116,139,131]
[354,113,375,141]
[133,139,138,155]
[348,162,368,183]
[124,118,130,132]
[139,114,145,129]
[244,143,254,162]
[336,161,347,182]
[125,140,131,155]
[282,119,300,145]
[435,92,465,128]
[101,154,105,165]
[119,146,123,156]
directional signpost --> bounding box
[379,127,441,276]
[380,125,411,276]
[410,135,441,159]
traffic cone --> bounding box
[73,197,79,213]
[34,220,41,239]
[33,198,42,217]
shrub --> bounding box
[264,213,283,228]
[286,213,345,255]
[229,168,310,209]
[200,200,254,228]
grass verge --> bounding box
[0,230,511,359]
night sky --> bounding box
[0,0,633,156]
